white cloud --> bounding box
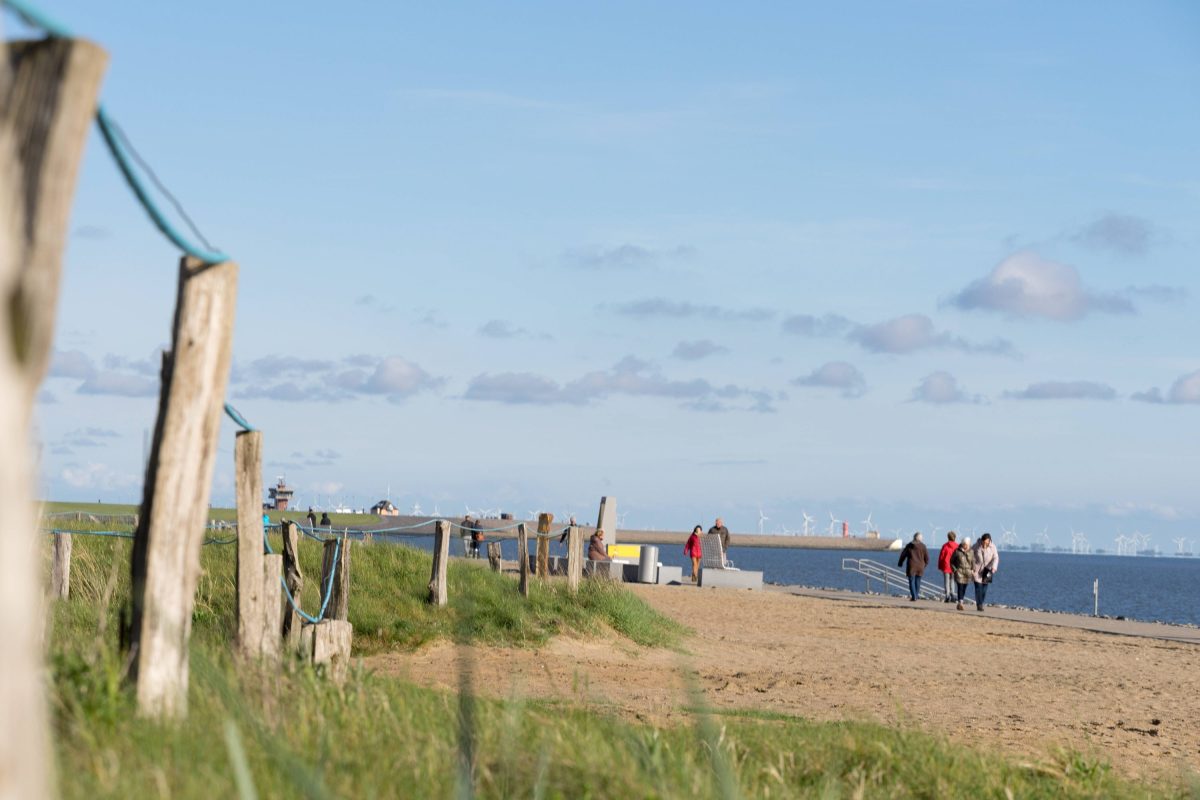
[1132,369,1200,405]
[564,243,694,270]
[60,462,140,491]
[909,371,982,404]
[77,372,158,397]
[950,251,1132,321]
[1071,213,1156,256]
[49,349,97,379]
[791,362,866,398]
[671,340,727,360]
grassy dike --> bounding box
[45,519,1172,798]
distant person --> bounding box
[708,517,731,554]
[588,528,611,561]
[461,515,474,556]
[262,512,270,528]
[319,511,331,530]
[470,518,484,558]
[558,515,578,545]
[306,507,317,531]
[972,533,999,612]
[684,525,704,583]
[951,536,974,610]
[897,532,929,601]
[937,531,959,603]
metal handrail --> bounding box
[841,558,945,600]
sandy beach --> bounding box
[367,583,1200,780]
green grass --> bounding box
[43,518,1194,799]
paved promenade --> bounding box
[770,585,1200,645]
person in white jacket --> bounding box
[971,533,1000,612]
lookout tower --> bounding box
[268,476,294,510]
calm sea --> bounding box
[384,535,1200,627]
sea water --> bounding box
[382,534,1200,627]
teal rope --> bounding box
[1,1,230,265]
[44,528,236,546]
[279,536,340,624]
[224,403,255,432]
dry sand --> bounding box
[365,584,1200,779]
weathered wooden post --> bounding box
[516,522,530,598]
[320,533,351,621]
[566,526,583,593]
[235,430,265,660]
[536,512,553,578]
[50,532,73,599]
[311,619,353,684]
[280,520,304,645]
[1,35,107,796]
[126,253,239,718]
[260,552,282,663]
[486,541,502,572]
[428,519,450,606]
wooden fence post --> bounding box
[486,542,502,572]
[0,36,108,798]
[51,532,72,600]
[260,554,282,663]
[428,519,450,606]
[311,620,353,684]
[126,255,239,719]
[516,523,530,598]
[566,526,583,592]
[536,512,553,578]
[235,430,265,660]
[320,534,351,621]
[280,521,304,644]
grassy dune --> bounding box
[44,517,1180,798]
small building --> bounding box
[371,499,399,517]
[268,477,294,510]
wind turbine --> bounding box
[1000,525,1018,548]
[862,512,874,535]
[411,502,423,516]
[928,522,941,538]
[1173,536,1188,555]
[801,511,815,537]
[1070,529,1090,555]
[827,512,839,537]
[758,507,769,535]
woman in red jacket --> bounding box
[684,525,703,583]
[937,531,959,602]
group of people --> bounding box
[682,518,731,582]
[897,530,999,611]
[304,508,332,530]
[459,515,486,558]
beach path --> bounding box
[364,584,1200,779]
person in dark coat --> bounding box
[306,507,317,531]
[319,511,331,530]
[588,528,611,561]
[707,517,731,554]
[897,532,929,601]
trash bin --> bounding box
[638,546,659,583]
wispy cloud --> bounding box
[909,371,983,404]
[478,319,550,341]
[1003,380,1117,401]
[78,372,158,398]
[1131,369,1200,405]
[948,251,1132,321]
[791,361,866,398]
[672,339,727,360]
[611,297,774,323]
[463,356,776,412]
[234,354,443,404]
[849,314,1016,356]
[563,243,695,270]
[1070,212,1157,257]
[780,313,853,337]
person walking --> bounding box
[306,507,317,531]
[972,533,1000,611]
[708,517,731,555]
[319,511,331,531]
[460,515,474,556]
[684,525,703,583]
[897,532,929,601]
[469,518,485,559]
[951,536,974,610]
[937,531,959,602]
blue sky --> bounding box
[15,1,1200,550]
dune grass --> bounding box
[42,517,1191,798]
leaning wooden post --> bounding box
[235,430,265,660]
[126,255,239,718]
[486,542,502,572]
[320,533,351,622]
[536,512,553,578]
[566,526,583,593]
[50,532,73,600]
[516,523,530,598]
[428,519,450,606]
[280,521,304,644]
[0,36,107,797]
